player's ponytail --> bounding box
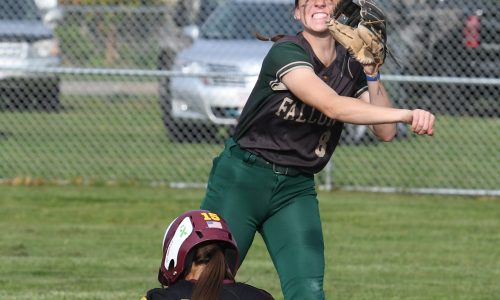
[191,243,233,300]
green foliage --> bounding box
[55,4,164,68]
[0,186,499,299]
[55,25,102,67]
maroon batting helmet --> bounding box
[157,210,239,286]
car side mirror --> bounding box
[43,8,63,29]
[182,25,200,41]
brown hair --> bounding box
[190,243,235,300]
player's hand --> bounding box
[403,109,435,136]
[363,64,377,76]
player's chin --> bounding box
[306,19,329,30]
[306,26,331,36]
[314,21,330,31]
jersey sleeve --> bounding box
[262,42,313,90]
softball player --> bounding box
[201,0,435,299]
[143,210,273,300]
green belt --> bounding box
[227,140,304,177]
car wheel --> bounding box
[395,123,408,139]
[37,78,61,112]
[159,75,172,123]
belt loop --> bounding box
[243,151,256,164]
[225,137,237,157]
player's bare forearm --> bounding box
[282,67,435,136]
[366,81,396,141]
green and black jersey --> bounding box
[234,33,368,174]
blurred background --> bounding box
[0,0,498,195]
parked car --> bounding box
[425,0,499,116]
[0,0,61,111]
[381,0,500,117]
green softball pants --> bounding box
[200,138,325,300]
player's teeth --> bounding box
[313,13,328,19]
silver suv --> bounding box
[161,0,293,142]
[0,0,61,111]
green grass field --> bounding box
[1,185,499,300]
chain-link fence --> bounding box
[1,0,499,195]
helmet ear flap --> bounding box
[158,251,179,286]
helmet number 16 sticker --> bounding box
[201,212,221,221]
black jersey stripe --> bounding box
[355,85,368,98]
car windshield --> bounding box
[0,0,40,21]
[200,1,302,39]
